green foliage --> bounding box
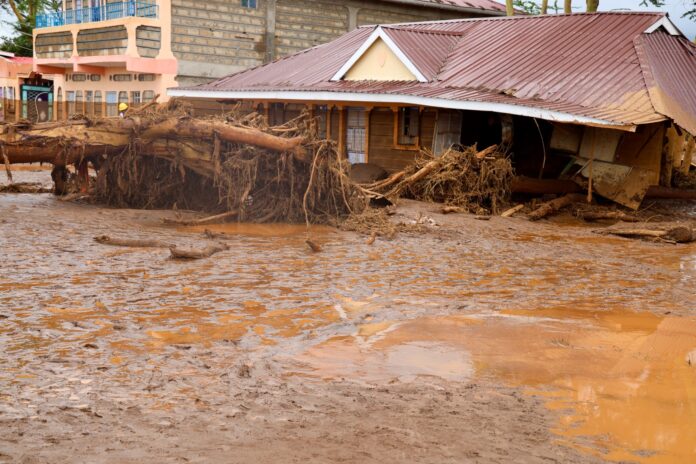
[513,0,541,14]
[0,0,61,55]
[641,0,695,21]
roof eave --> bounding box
[168,88,639,132]
[381,0,507,16]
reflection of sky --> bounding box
[0,1,693,43]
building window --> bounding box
[66,91,75,116]
[131,91,141,105]
[138,73,155,82]
[90,74,101,81]
[72,73,87,82]
[57,87,63,120]
[85,91,93,116]
[113,74,132,82]
[142,90,155,103]
[106,91,117,117]
[397,107,419,146]
[94,91,102,117]
[241,0,257,8]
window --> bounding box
[66,91,75,116]
[241,0,257,8]
[57,87,63,120]
[142,90,155,103]
[138,74,155,82]
[118,91,128,105]
[85,91,93,116]
[113,74,132,82]
[106,91,117,117]
[90,74,101,82]
[72,73,87,82]
[94,91,102,117]
[131,91,141,105]
[397,107,419,146]
[346,107,367,164]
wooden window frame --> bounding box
[392,106,421,151]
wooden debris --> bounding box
[2,145,12,183]
[305,239,322,252]
[576,211,640,222]
[366,232,377,245]
[169,242,229,259]
[595,225,695,243]
[94,235,171,248]
[163,210,239,226]
[440,206,463,214]
[501,204,524,218]
[474,215,492,221]
[527,193,584,221]
[0,182,52,194]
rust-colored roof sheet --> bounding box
[381,0,507,13]
[636,30,696,135]
[174,12,696,131]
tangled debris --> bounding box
[365,145,513,215]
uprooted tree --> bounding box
[0,101,367,224]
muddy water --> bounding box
[1,171,695,462]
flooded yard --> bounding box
[1,170,695,463]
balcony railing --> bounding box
[36,1,158,29]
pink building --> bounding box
[33,0,504,120]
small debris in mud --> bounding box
[305,239,322,253]
[0,182,52,194]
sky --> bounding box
[0,0,693,42]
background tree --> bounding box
[0,0,61,56]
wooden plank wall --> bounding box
[368,108,435,172]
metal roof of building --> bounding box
[382,0,507,13]
[171,12,696,133]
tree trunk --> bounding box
[586,0,599,12]
[506,0,514,15]
[541,0,549,14]
[564,0,572,14]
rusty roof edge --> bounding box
[168,87,639,131]
[378,0,507,15]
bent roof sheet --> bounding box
[175,12,696,131]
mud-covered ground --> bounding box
[1,170,695,464]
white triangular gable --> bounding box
[331,27,428,83]
[644,16,680,35]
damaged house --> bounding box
[169,12,696,209]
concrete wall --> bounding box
[170,0,489,85]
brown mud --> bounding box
[1,170,695,463]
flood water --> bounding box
[1,171,695,463]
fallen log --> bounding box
[169,242,229,259]
[527,193,584,221]
[139,118,305,157]
[163,210,239,226]
[576,211,640,222]
[94,235,171,248]
[501,204,524,218]
[645,186,696,200]
[596,226,694,243]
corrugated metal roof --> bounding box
[381,0,506,13]
[382,27,460,80]
[635,30,696,135]
[175,12,696,131]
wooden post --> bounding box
[587,128,595,204]
[682,134,695,174]
[364,107,371,163]
[338,105,345,157]
[326,105,332,139]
